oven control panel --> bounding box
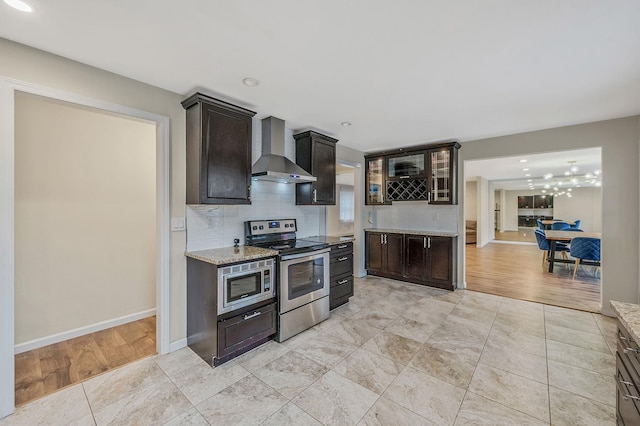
[246,219,297,235]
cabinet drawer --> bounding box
[618,322,640,379]
[217,302,276,358]
[617,353,640,424]
[331,242,353,258]
[331,276,353,297]
[330,253,353,277]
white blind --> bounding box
[339,187,354,222]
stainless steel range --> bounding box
[245,219,330,342]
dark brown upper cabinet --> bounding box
[182,93,256,205]
[364,141,460,205]
[294,131,338,205]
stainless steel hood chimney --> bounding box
[252,117,316,183]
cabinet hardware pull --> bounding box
[619,333,635,344]
[313,189,317,203]
[244,311,261,320]
[338,244,348,249]
[338,256,348,261]
[624,347,639,354]
[616,376,640,400]
[384,234,388,244]
[428,237,431,249]
[399,176,410,179]
[423,237,427,249]
[380,235,384,245]
[338,279,348,285]
[248,185,251,200]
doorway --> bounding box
[0,78,170,417]
[463,148,603,312]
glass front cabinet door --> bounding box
[366,157,387,205]
[428,146,458,204]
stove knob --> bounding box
[252,226,257,230]
[284,224,289,228]
[259,225,264,230]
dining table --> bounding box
[540,220,576,229]
[544,230,601,272]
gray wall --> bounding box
[458,116,640,316]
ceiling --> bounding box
[465,147,602,191]
[1,1,639,153]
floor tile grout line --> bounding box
[80,382,98,426]
[151,356,204,426]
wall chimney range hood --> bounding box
[252,117,317,183]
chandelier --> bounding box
[537,161,602,197]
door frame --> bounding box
[0,77,171,417]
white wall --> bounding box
[458,116,640,316]
[14,93,156,345]
[0,38,186,344]
[503,190,520,230]
[465,181,477,221]
[553,187,602,232]
[477,177,490,246]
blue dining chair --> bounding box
[570,237,601,279]
[563,228,584,232]
[534,230,569,268]
[536,219,544,230]
[551,222,571,230]
[570,220,581,229]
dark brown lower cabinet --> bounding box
[216,302,277,364]
[330,242,354,309]
[366,230,456,291]
[365,232,404,279]
[616,320,640,425]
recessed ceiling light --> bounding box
[4,0,32,12]
[522,168,529,171]
[242,77,259,87]
[340,121,352,127]
[524,174,531,177]
[519,159,527,163]
[527,179,532,182]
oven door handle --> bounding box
[280,247,330,261]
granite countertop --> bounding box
[611,300,640,342]
[301,235,355,246]
[186,246,278,265]
[364,228,459,238]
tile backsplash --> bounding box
[369,201,458,232]
[186,181,323,251]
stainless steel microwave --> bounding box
[217,258,275,315]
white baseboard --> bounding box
[14,308,156,354]
[169,338,188,353]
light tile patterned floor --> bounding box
[1,276,618,425]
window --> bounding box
[339,187,354,223]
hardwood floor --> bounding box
[15,316,156,406]
[493,227,537,243]
[466,243,601,313]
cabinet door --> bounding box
[202,103,252,203]
[404,234,427,283]
[385,233,404,277]
[426,236,454,289]
[428,148,453,204]
[366,157,387,205]
[311,139,336,204]
[387,153,426,179]
[366,232,384,271]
